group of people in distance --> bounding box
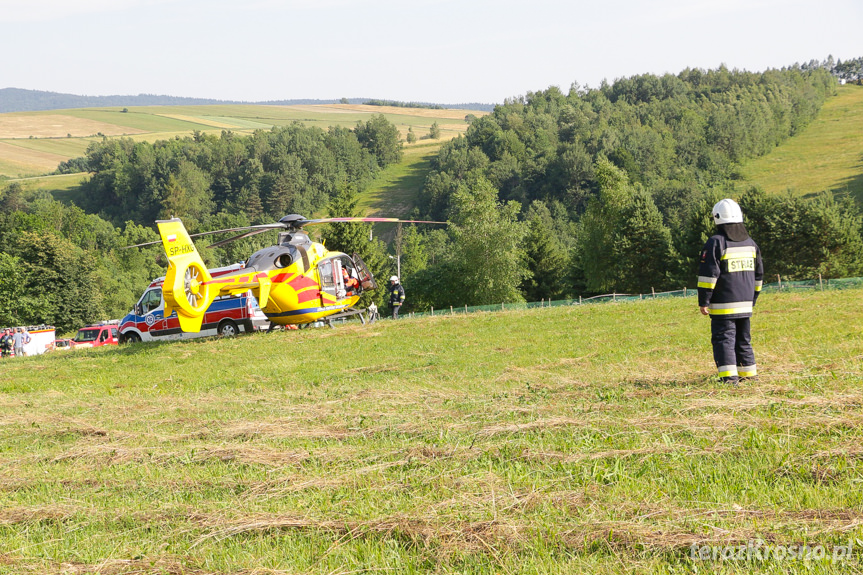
[0,327,31,358]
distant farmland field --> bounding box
[0,104,485,179]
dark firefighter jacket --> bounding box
[697,232,763,319]
[389,284,405,306]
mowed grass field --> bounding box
[739,84,863,202]
[2,289,863,574]
[0,104,483,179]
[359,143,440,218]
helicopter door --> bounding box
[352,253,377,290]
[317,258,346,305]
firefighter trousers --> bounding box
[710,317,756,381]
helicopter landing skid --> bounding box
[322,307,367,327]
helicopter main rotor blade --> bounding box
[300,217,447,226]
[122,223,286,249]
[122,218,445,249]
[207,227,277,249]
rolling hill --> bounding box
[0,87,495,114]
[738,84,863,202]
[0,103,487,180]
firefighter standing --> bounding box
[0,329,12,358]
[697,199,763,384]
[389,276,405,319]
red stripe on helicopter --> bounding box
[297,290,321,303]
[320,292,336,304]
[287,276,318,290]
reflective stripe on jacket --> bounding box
[697,233,763,319]
[389,284,405,305]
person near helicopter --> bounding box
[342,265,359,296]
[389,276,405,319]
[0,328,13,358]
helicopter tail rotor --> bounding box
[157,219,217,332]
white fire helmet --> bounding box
[712,198,743,225]
[390,276,399,283]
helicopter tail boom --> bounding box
[157,219,217,333]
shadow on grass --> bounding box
[804,153,863,205]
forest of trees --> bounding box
[2,63,863,332]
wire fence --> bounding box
[399,275,863,319]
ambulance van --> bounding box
[118,263,266,343]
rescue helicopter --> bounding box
[127,215,443,332]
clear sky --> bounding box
[1,0,861,105]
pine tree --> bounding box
[522,204,568,301]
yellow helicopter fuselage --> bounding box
[156,219,369,331]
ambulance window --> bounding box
[142,289,162,313]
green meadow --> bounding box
[359,143,440,217]
[739,84,863,202]
[1,288,862,574]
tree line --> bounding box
[1,115,404,331]
[2,64,862,332]
[400,65,863,309]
